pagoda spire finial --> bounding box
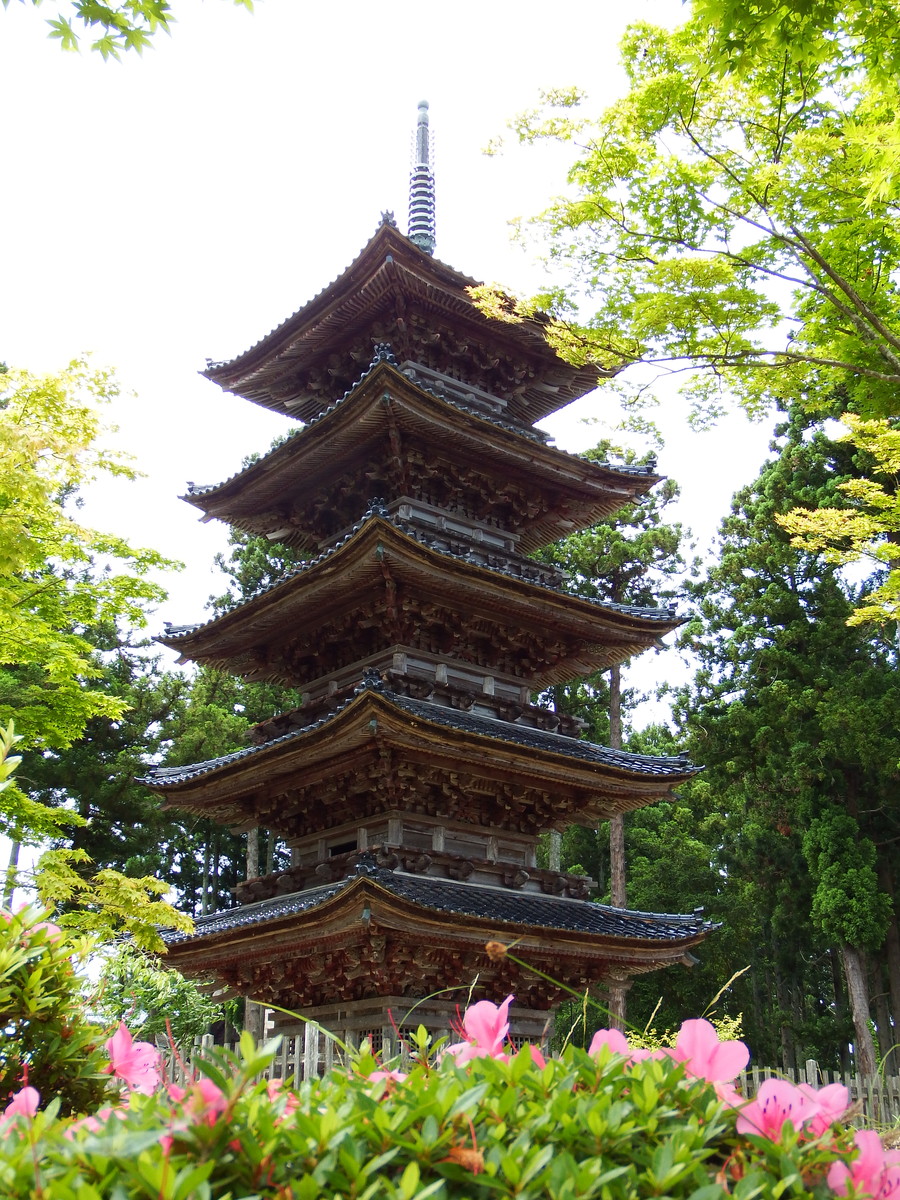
[408,100,436,256]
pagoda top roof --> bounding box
[160,859,712,949]
[202,220,607,426]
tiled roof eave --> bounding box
[159,867,715,949]
[182,359,658,511]
[141,680,700,791]
[202,224,602,419]
[206,226,501,381]
[156,509,681,654]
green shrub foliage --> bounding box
[0,906,108,1116]
[0,1033,879,1199]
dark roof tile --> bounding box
[143,677,697,788]
[161,866,713,947]
[159,506,677,646]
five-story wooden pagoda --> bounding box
[146,103,710,1048]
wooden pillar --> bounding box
[243,828,263,1040]
[244,999,265,1042]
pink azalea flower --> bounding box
[1,906,61,941]
[160,1076,231,1155]
[265,1078,300,1113]
[828,1129,900,1198]
[104,1022,162,1095]
[668,1019,749,1084]
[33,918,62,941]
[588,1028,652,1065]
[527,1044,547,1069]
[444,994,513,1064]
[797,1082,850,1138]
[65,1105,126,1139]
[366,1069,408,1084]
[588,1027,631,1057]
[167,1076,229,1126]
[715,1081,745,1109]
[735,1078,820,1140]
[266,1080,301,1104]
[1,1086,39,1122]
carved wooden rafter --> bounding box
[236,845,593,904]
[179,750,614,842]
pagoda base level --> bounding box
[165,868,710,1021]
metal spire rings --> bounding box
[408,100,436,256]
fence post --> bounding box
[303,1021,318,1081]
[292,1034,302,1088]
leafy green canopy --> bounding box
[0,360,178,841]
[2,0,253,58]
[485,6,900,426]
[779,414,900,624]
[0,360,175,750]
[692,0,900,92]
[90,943,223,1048]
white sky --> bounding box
[0,0,773,701]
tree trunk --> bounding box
[830,949,853,1073]
[244,998,265,1042]
[840,943,878,1076]
[3,839,20,907]
[548,829,562,872]
[608,663,626,908]
[773,953,796,1071]
[607,974,630,1032]
[211,828,220,913]
[201,835,211,916]
[606,663,628,1026]
[872,960,893,1066]
[878,861,900,1058]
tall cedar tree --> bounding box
[673,410,900,1074]
[0,361,174,851]
[536,443,693,1026]
[34,643,302,917]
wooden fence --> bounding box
[164,1032,900,1126]
[162,1027,370,1089]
